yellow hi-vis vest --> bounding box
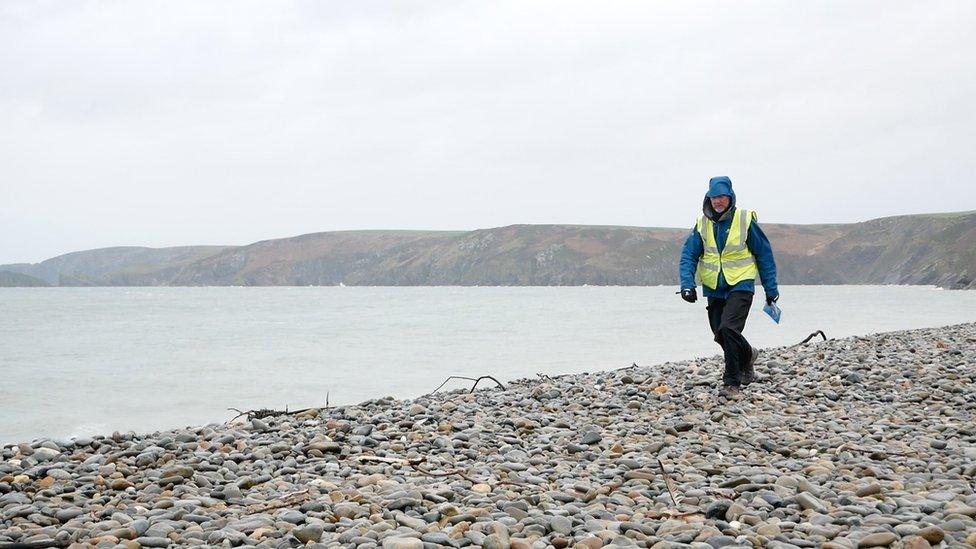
[697,208,759,290]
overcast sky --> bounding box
[2,1,974,263]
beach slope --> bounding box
[2,323,975,547]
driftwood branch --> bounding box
[710,431,763,451]
[243,489,312,514]
[428,375,506,395]
[0,542,70,549]
[712,434,915,460]
[356,455,416,465]
[353,455,522,487]
[646,458,705,522]
[537,372,573,381]
[354,455,481,483]
[657,458,680,507]
[832,442,916,458]
[646,509,706,521]
[798,330,827,344]
[227,406,319,423]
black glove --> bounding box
[680,288,697,303]
[766,293,779,306]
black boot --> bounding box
[718,385,741,399]
[742,347,759,386]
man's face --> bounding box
[710,195,730,213]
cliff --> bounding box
[2,211,973,289]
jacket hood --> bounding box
[703,176,736,221]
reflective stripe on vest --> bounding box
[696,209,759,290]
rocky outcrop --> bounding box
[0,246,232,286]
[0,270,50,287]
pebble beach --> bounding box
[3,323,975,549]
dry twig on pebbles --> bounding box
[657,457,680,507]
[832,442,918,458]
[243,489,312,515]
[0,541,71,549]
[798,329,828,344]
[427,374,506,395]
[353,455,524,487]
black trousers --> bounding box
[706,292,754,387]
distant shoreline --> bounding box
[2,211,975,290]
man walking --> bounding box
[679,176,778,396]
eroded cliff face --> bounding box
[2,212,974,289]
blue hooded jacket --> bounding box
[679,176,778,299]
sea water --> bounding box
[2,285,974,443]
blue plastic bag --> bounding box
[763,302,782,324]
